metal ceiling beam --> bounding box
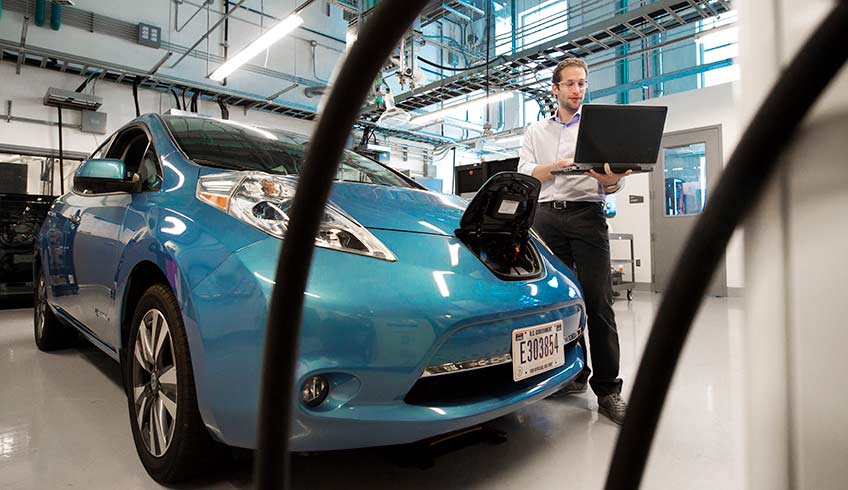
[168,0,248,69]
[664,6,688,25]
[362,0,730,121]
[685,0,710,19]
[0,40,453,146]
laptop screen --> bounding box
[574,104,668,165]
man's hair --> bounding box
[552,57,589,84]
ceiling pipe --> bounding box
[168,0,248,69]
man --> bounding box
[518,57,629,425]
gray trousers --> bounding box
[533,202,623,396]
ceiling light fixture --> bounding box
[409,92,515,125]
[210,14,304,81]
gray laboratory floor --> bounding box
[0,293,746,489]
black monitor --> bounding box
[454,163,487,198]
[485,157,519,176]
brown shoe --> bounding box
[597,393,627,425]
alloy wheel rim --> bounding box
[131,309,178,457]
[36,276,46,339]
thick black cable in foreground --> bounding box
[605,5,848,489]
[252,1,432,489]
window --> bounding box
[518,0,568,50]
[663,143,707,216]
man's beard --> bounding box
[559,97,581,112]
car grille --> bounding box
[404,341,576,407]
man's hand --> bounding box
[587,162,631,186]
[553,159,574,170]
[533,159,574,182]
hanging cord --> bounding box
[132,77,142,117]
[217,97,229,119]
[485,0,491,108]
[190,90,200,112]
[416,54,508,71]
[253,0,432,488]
[604,4,848,489]
[170,88,182,110]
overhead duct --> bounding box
[43,87,102,110]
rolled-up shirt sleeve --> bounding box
[517,126,539,176]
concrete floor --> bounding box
[0,292,746,489]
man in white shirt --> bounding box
[518,57,629,425]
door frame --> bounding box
[649,124,727,296]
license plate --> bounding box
[511,320,565,382]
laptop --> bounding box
[551,104,668,175]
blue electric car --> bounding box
[34,114,586,482]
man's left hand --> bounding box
[587,162,632,186]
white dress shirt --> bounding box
[517,107,625,203]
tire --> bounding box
[125,284,220,483]
[33,269,74,351]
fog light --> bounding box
[301,375,329,408]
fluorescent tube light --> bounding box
[409,92,515,125]
[210,14,304,81]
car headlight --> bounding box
[196,171,396,261]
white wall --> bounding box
[741,1,848,489]
[0,1,348,110]
[607,82,745,288]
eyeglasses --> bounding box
[557,80,588,89]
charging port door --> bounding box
[456,172,543,280]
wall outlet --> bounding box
[635,259,641,267]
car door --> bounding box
[67,125,156,346]
[47,138,112,316]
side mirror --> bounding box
[73,159,141,194]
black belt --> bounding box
[539,200,601,210]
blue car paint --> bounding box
[37,114,587,452]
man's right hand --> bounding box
[533,159,575,182]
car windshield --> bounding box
[163,116,413,188]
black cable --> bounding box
[359,126,372,145]
[417,54,508,72]
[190,90,199,112]
[57,107,64,195]
[217,98,229,120]
[170,88,182,110]
[485,0,491,124]
[132,77,141,117]
[75,71,97,93]
[223,0,230,87]
[181,89,188,112]
[253,0,432,488]
[605,4,848,489]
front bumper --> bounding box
[186,229,586,450]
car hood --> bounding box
[329,182,467,236]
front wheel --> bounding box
[33,270,74,351]
[125,284,219,483]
